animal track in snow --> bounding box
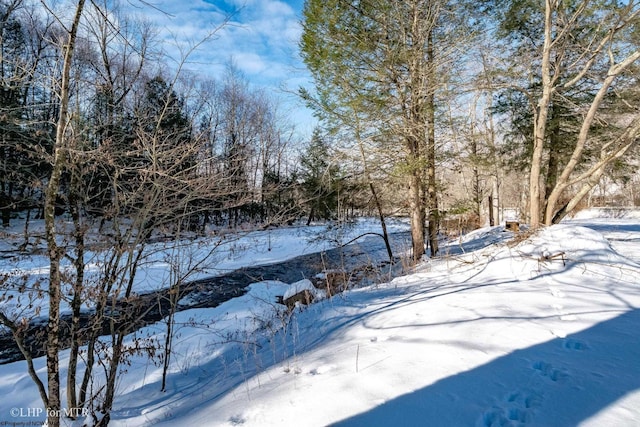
[480,390,543,427]
[506,391,543,409]
[532,361,569,383]
[479,358,573,425]
[549,287,565,298]
[308,364,335,376]
[548,284,578,322]
[229,414,246,425]
[563,339,588,351]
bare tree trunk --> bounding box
[43,57,65,427]
[479,51,500,226]
[67,167,85,417]
[101,333,123,424]
[426,29,439,257]
[409,169,425,262]
[161,301,175,392]
[0,312,49,406]
[529,0,554,229]
[471,136,482,224]
[488,195,495,226]
[101,245,144,419]
[43,2,86,426]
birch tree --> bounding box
[42,2,86,425]
[490,0,640,226]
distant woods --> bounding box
[0,0,364,236]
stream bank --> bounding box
[0,232,411,364]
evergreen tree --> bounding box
[301,0,475,258]
[0,4,52,225]
[300,128,340,223]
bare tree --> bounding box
[525,1,640,226]
[65,2,157,416]
[41,2,86,426]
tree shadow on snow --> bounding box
[332,309,640,427]
[565,221,640,237]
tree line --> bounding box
[0,1,368,236]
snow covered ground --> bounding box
[1,210,640,426]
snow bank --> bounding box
[121,222,640,427]
[516,224,615,260]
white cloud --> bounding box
[262,0,295,16]
[120,0,315,137]
[233,51,267,75]
[135,1,303,79]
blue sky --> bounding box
[130,0,315,137]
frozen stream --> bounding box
[0,231,412,364]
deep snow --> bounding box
[1,211,639,426]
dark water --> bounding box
[0,231,411,364]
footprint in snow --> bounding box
[532,361,569,383]
[506,391,543,409]
[481,407,523,427]
[479,389,544,425]
[229,415,246,425]
[549,287,565,298]
[563,339,588,351]
[309,364,335,376]
[480,361,571,425]
[481,399,537,427]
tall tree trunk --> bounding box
[67,166,84,417]
[409,170,425,261]
[488,195,495,226]
[426,28,439,257]
[529,0,554,229]
[480,51,500,226]
[471,137,482,224]
[543,137,560,217]
[43,2,86,426]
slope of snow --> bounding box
[115,220,640,427]
[1,212,639,427]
